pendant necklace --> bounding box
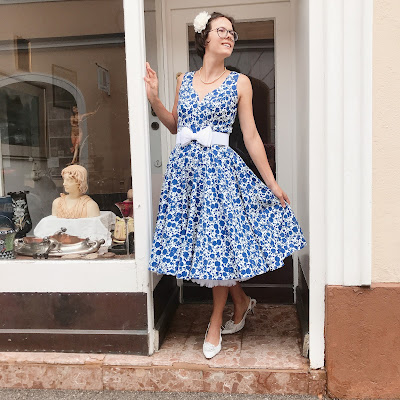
[199,67,226,84]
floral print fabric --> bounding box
[149,71,307,287]
[177,71,238,134]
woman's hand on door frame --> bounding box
[144,62,159,104]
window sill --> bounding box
[0,256,147,293]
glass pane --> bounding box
[0,0,134,260]
[188,20,276,179]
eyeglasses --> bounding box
[210,27,239,42]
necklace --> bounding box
[199,67,227,84]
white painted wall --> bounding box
[307,0,373,369]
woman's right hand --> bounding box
[144,62,159,103]
[269,181,290,208]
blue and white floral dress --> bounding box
[149,71,306,287]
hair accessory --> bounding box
[194,11,211,33]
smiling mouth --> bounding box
[222,43,231,48]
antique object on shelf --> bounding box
[7,191,32,238]
[14,227,105,258]
[52,165,100,219]
[112,188,133,218]
[0,215,16,259]
[14,237,58,259]
[0,196,15,227]
[34,211,114,248]
[49,237,105,257]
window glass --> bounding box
[0,0,133,259]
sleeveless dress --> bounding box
[149,71,306,287]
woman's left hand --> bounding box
[269,182,290,208]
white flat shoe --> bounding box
[221,298,256,335]
[203,323,222,359]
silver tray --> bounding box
[14,237,58,259]
[14,228,105,258]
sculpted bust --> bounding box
[52,165,100,219]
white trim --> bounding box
[321,0,372,286]
[0,259,144,292]
[359,0,373,285]
[308,0,326,370]
[123,0,155,354]
[308,0,373,369]
[155,0,172,174]
[342,0,372,285]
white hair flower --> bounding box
[193,11,211,34]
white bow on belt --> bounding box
[178,126,213,147]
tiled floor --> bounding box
[0,303,326,395]
[158,303,309,370]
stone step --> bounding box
[0,304,326,395]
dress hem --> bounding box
[149,240,306,288]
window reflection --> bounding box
[0,0,133,259]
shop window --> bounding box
[0,0,134,260]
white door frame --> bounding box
[307,0,373,368]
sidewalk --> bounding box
[0,389,326,400]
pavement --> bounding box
[0,391,328,400]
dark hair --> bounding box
[194,12,235,60]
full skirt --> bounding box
[149,142,307,287]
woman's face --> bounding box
[206,17,235,58]
[63,173,80,194]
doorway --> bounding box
[148,0,310,357]
[183,18,295,304]
[160,1,298,305]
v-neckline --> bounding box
[191,71,233,103]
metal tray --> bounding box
[14,228,105,258]
[14,237,58,259]
[48,237,105,257]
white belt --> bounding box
[176,126,229,147]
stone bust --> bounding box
[52,165,100,219]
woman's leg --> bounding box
[229,283,251,324]
[205,286,229,345]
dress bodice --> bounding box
[177,71,239,134]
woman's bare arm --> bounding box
[144,62,182,134]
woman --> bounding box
[144,11,306,359]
